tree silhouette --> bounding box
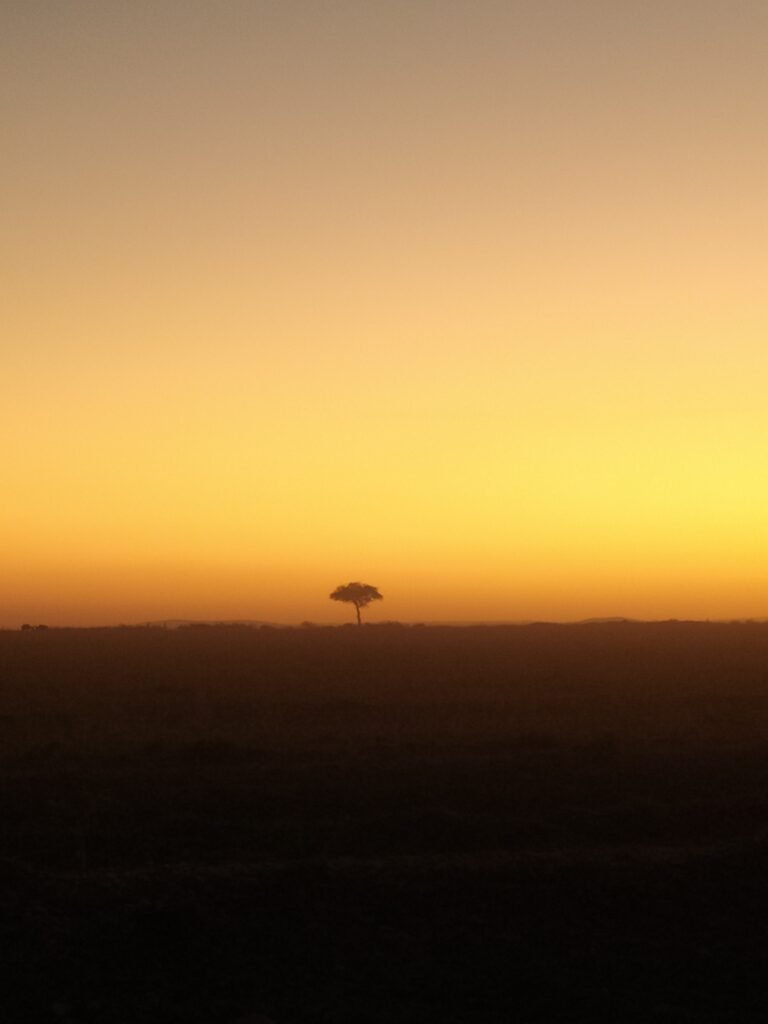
[329,582,383,625]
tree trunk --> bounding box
[355,603,361,626]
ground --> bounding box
[2,622,768,1021]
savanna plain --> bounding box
[3,622,768,1022]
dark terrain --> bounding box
[2,622,768,1022]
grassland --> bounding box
[2,622,768,1022]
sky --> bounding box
[3,0,768,625]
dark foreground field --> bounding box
[3,622,768,1022]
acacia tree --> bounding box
[329,582,383,625]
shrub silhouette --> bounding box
[329,582,383,625]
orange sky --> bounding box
[3,1,768,625]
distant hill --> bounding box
[577,617,636,624]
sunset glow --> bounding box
[4,1,768,625]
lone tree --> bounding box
[329,582,383,625]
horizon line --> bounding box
[7,616,768,631]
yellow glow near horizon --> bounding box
[3,2,768,625]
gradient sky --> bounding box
[3,1,768,625]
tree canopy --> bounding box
[329,582,383,625]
